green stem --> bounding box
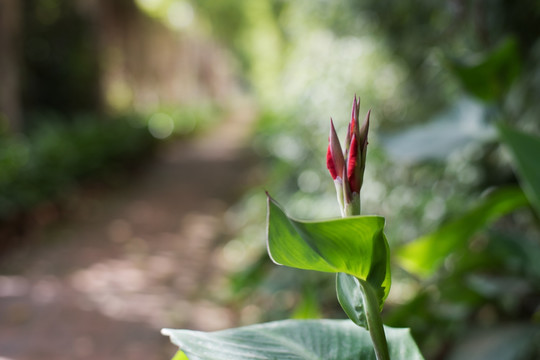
[342,191,388,358]
[344,193,361,217]
[358,279,390,360]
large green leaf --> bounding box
[498,124,540,216]
[162,319,424,360]
[397,187,528,277]
[266,195,391,306]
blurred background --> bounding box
[1,0,540,359]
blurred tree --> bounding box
[22,0,101,121]
[0,0,22,132]
[5,0,241,130]
[96,0,240,112]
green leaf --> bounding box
[447,37,521,102]
[498,124,540,216]
[266,195,391,306]
[397,187,528,277]
[336,273,367,328]
[162,319,424,360]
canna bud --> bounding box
[326,96,370,216]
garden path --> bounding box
[0,102,259,360]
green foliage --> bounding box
[447,38,521,102]
[142,103,222,140]
[388,124,540,359]
[387,223,540,358]
[0,114,154,222]
[498,124,540,216]
[162,1,540,358]
[266,195,391,307]
[163,320,424,360]
[397,187,529,277]
[23,0,100,114]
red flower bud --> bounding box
[326,118,345,181]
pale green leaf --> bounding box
[162,319,424,360]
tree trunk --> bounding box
[0,0,22,132]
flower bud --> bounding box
[326,96,370,216]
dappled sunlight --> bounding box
[0,211,238,336]
[67,212,232,330]
[70,262,176,328]
[0,276,29,298]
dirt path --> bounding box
[0,103,259,360]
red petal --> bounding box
[327,119,345,180]
[347,134,360,193]
[347,96,360,149]
[327,144,338,180]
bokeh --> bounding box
[1,0,539,359]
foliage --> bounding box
[0,114,154,223]
[142,103,222,140]
[397,187,529,276]
[0,100,223,228]
[497,123,540,216]
[22,0,100,115]
[208,1,540,359]
[447,38,521,103]
[387,78,540,360]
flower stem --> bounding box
[358,278,390,360]
[341,198,389,359]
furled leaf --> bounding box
[336,272,367,328]
[162,320,424,360]
[266,195,391,306]
[498,123,540,216]
[397,187,528,277]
